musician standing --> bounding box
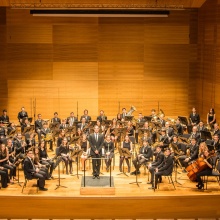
[23,150,48,191]
[17,107,28,125]
[88,125,104,179]
[0,109,9,123]
[189,107,200,126]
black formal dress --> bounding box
[88,132,104,177]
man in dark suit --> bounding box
[66,112,78,127]
[130,140,152,175]
[41,123,53,151]
[120,108,127,119]
[189,107,200,126]
[23,150,47,191]
[149,148,174,189]
[80,109,91,123]
[97,110,107,123]
[148,146,164,184]
[88,125,104,179]
[51,112,61,124]
[17,107,28,125]
[0,109,9,123]
[213,123,220,138]
[35,114,44,141]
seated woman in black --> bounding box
[196,150,213,189]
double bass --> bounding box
[186,157,209,181]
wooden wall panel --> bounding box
[144,25,189,44]
[7,62,53,80]
[53,44,98,62]
[53,25,98,44]
[53,62,98,80]
[7,25,52,43]
[7,43,53,61]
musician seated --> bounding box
[39,141,55,178]
[17,107,28,125]
[97,110,107,123]
[79,133,89,171]
[189,107,200,126]
[158,129,169,151]
[178,138,199,172]
[0,165,9,188]
[137,113,145,123]
[40,123,53,151]
[213,123,220,138]
[150,109,157,118]
[165,122,174,141]
[170,135,184,157]
[21,118,31,133]
[196,150,213,189]
[0,109,10,124]
[57,137,73,175]
[148,148,174,190]
[59,119,68,130]
[80,109,91,123]
[33,147,51,180]
[116,113,122,121]
[126,121,134,136]
[130,140,152,175]
[0,143,17,183]
[0,121,6,139]
[14,133,27,165]
[121,108,127,119]
[51,112,61,124]
[119,135,133,173]
[96,120,105,135]
[141,131,152,146]
[198,142,209,158]
[175,118,184,135]
[7,122,17,136]
[25,132,36,150]
[23,150,48,191]
[66,112,78,127]
[190,126,201,143]
[103,135,114,172]
[197,121,208,132]
[57,130,66,148]
[77,117,88,133]
[35,114,44,141]
[158,114,166,127]
[147,146,164,184]
[212,134,220,159]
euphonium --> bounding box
[127,106,136,116]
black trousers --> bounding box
[3,164,16,179]
[0,168,9,188]
[196,168,212,185]
[92,154,101,176]
[32,170,46,188]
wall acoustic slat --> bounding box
[7,25,52,43]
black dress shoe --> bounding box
[197,183,204,189]
[97,176,100,179]
[39,187,48,191]
[92,176,96,179]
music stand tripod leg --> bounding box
[55,163,67,190]
[129,162,142,186]
[117,157,129,177]
[71,155,83,179]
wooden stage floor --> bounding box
[1,156,220,219]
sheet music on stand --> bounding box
[200,130,212,140]
[22,126,33,135]
[178,116,189,126]
[124,116,133,121]
[49,122,60,130]
[144,116,152,122]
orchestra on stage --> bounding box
[0,106,219,191]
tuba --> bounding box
[127,106,136,116]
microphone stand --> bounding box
[55,157,67,190]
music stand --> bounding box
[178,116,189,126]
[71,149,83,178]
[49,122,60,130]
[144,116,152,122]
[129,138,142,187]
[55,156,67,190]
[125,116,134,121]
[200,130,212,140]
[117,148,131,177]
[28,117,33,123]
[22,126,33,135]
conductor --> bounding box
[88,125,104,179]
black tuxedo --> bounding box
[23,157,46,188]
[0,115,9,123]
[17,111,28,121]
[176,123,183,135]
[88,132,104,176]
[80,115,91,123]
[66,117,78,126]
[189,113,200,125]
[159,135,170,151]
[97,115,107,123]
[35,120,43,131]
